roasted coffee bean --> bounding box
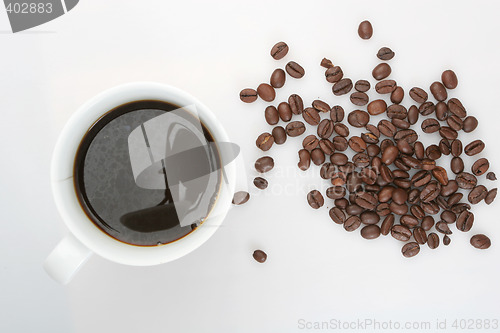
[285,61,305,78]
[400,215,419,228]
[270,68,286,88]
[317,119,334,139]
[442,70,458,89]
[277,102,292,122]
[355,80,371,92]
[409,87,428,103]
[392,118,410,130]
[353,153,370,167]
[240,88,258,103]
[348,110,370,127]
[485,188,497,205]
[391,86,404,104]
[419,101,435,116]
[411,142,423,160]
[421,216,435,231]
[486,172,497,181]
[426,145,441,160]
[456,210,474,232]
[394,159,411,172]
[381,145,399,165]
[336,198,349,209]
[344,216,361,232]
[447,98,467,118]
[440,210,456,223]
[463,116,478,133]
[346,204,364,216]
[375,80,397,94]
[457,172,478,189]
[377,119,397,137]
[410,205,425,220]
[331,171,347,186]
[420,181,441,202]
[420,158,436,171]
[447,115,463,131]
[376,203,391,216]
[366,124,380,137]
[377,47,395,60]
[311,148,325,165]
[362,133,379,145]
[325,66,343,83]
[421,118,440,134]
[329,207,346,224]
[413,227,428,245]
[436,221,452,235]
[470,234,491,249]
[361,211,380,225]
[360,224,381,240]
[326,186,346,199]
[393,170,409,179]
[332,78,353,96]
[256,132,274,151]
[472,158,489,176]
[298,149,311,171]
[367,99,387,116]
[451,139,463,157]
[355,191,378,210]
[307,190,324,209]
[253,249,267,263]
[320,57,334,68]
[427,233,440,249]
[464,140,485,156]
[430,81,447,101]
[350,92,369,106]
[330,105,345,122]
[447,192,463,206]
[390,202,408,215]
[232,191,250,205]
[451,203,471,215]
[432,166,449,186]
[331,153,348,166]
[272,126,287,145]
[285,121,306,137]
[288,94,304,115]
[302,107,320,125]
[443,235,451,246]
[387,104,407,119]
[435,102,449,121]
[348,136,367,153]
[270,41,288,60]
[358,20,373,39]
[402,242,420,258]
[255,156,274,173]
[407,105,419,125]
[436,196,449,210]
[303,135,319,151]
[439,126,458,141]
[257,83,276,102]
[264,106,279,126]
[319,139,335,155]
[334,123,350,137]
[320,163,336,179]
[333,136,348,151]
[380,165,394,183]
[451,157,464,174]
[312,100,330,113]
[372,63,391,80]
[394,129,418,144]
[412,170,431,187]
[380,214,395,235]
[468,185,488,204]
[253,177,268,190]
[360,168,377,185]
[392,188,408,205]
[378,186,394,203]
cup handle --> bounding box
[44,233,92,285]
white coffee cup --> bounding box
[44,82,237,284]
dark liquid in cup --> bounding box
[74,100,221,246]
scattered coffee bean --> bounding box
[436,221,452,235]
[471,158,489,176]
[456,210,474,232]
[330,105,345,122]
[285,61,305,78]
[325,66,344,83]
[391,225,412,242]
[451,157,464,174]
[334,123,350,137]
[485,188,497,205]
[264,106,279,125]
[464,140,485,156]
[409,87,428,103]
[463,116,478,133]
[380,214,395,235]
[486,172,497,181]
[421,216,435,231]
[421,118,440,134]
[355,80,371,92]
[253,249,267,263]
[413,227,428,245]
[289,94,304,114]
[441,69,458,89]
[427,233,440,249]
[307,190,324,209]
[311,148,325,165]
[240,88,258,103]
[456,172,477,189]
[358,20,373,39]
[256,132,274,151]
[277,102,292,122]
[320,57,334,68]
[402,242,420,258]
[232,191,250,205]
[298,149,311,171]
[447,115,463,131]
[257,83,275,102]
[375,80,397,94]
[270,68,286,88]
[286,121,306,137]
[367,99,387,116]
[348,110,370,128]
[470,234,491,249]
[361,225,381,239]
[255,156,274,173]
[430,81,447,101]
[451,139,463,157]
[303,107,321,125]
[350,92,369,106]
[253,177,268,190]
[270,42,288,60]
[329,207,346,224]
[447,98,467,118]
[344,216,362,232]
[303,135,319,151]
[377,47,395,60]
[272,126,287,145]
[391,86,404,104]
[372,63,391,80]
[468,185,488,204]
[435,102,449,121]
[312,99,331,113]
[332,78,353,96]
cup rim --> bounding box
[51,82,235,266]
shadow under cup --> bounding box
[73,100,224,246]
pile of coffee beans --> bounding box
[238,20,496,258]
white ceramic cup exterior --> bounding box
[44,82,236,284]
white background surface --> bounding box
[1,0,500,332]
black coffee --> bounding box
[74,100,221,246]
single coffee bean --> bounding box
[419,101,436,116]
[333,136,348,151]
[272,126,287,145]
[361,225,381,239]
[462,116,478,133]
[435,102,449,121]
[355,80,370,92]
[307,190,324,209]
[451,139,463,157]
[443,235,451,246]
[361,211,380,225]
[311,148,325,166]
[329,207,346,224]
[372,63,391,80]
[256,132,274,151]
[377,47,395,60]
[303,135,319,151]
[450,203,471,215]
[320,57,334,68]
[320,163,336,179]
[344,216,362,232]
[394,129,418,144]
[348,136,367,153]
[436,221,452,235]
[362,132,379,145]
[270,68,286,88]
[485,188,497,205]
[355,191,378,210]
[239,88,258,103]
[442,69,458,89]
[325,66,343,83]
[380,165,394,183]
[464,140,485,156]
[277,102,292,122]
[447,98,467,118]
[447,192,463,206]
[255,156,274,173]
[302,107,321,125]
[332,78,353,96]
[412,170,431,187]
[350,92,369,106]
[421,216,435,231]
[408,189,421,205]
[367,99,387,116]
[486,172,497,181]
[387,104,407,119]
[439,127,458,141]
[253,249,267,263]
[358,20,373,39]
[441,210,457,223]
[432,166,449,186]
[334,123,350,137]
[286,121,306,137]
[421,118,440,134]
[407,105,419,125]
[441,180,459,197]
[381,145,399,165]
[451,157,464,174]
[253,177,268,190]
[414,141,424,160]
[400,215,419,228]
[392,188,408,205]
[330,105,345,122]
[336,198,349,209]
[326,186,346,199]
[378,186,394,202]
[317,119,335,139]
[436,196,449,210]
[468,185,488,204]
[426,145,442,160]
[380,214,395,235]
[470,234,491,249]
[264,106,279,125]
[430,81,447,101]
[420,181,441,203]
[352,153,370,168]
[348,110,370,127]
[447,115,463,131]
[285,61,305,78]
[331,171,347,186]
[392,118,410,130]
[427,233,440,249]
[375,80,397,94]
[456,210,474,232]
[402,242,420,258]
[232,191,250,205]
[377,119,396,137]
[331,153,348,166]
[391,86,404,104]
[289,94,304,115]
[270,41,288,60]
[298,149,311,171]
[409,87,428,103]
[393,169,409,179]
[319,139,335,155]
[257,83,276,102]
[346,204,363,216]
[312,99,331,113]
[413,227,428,245]
[471,158,489,176]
